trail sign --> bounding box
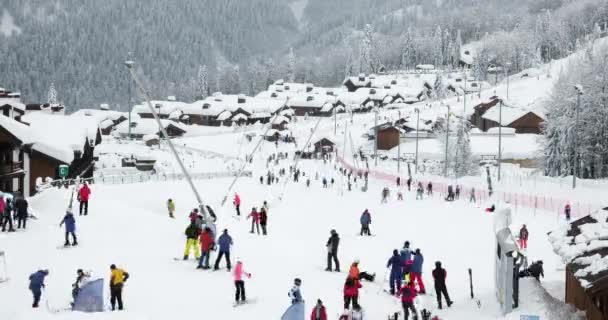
[58,165,69,178]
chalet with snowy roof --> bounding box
[271,115,290,131]
[549,207,608,320]
[343,74,372,92]
[0,90,25,120]
[25,103,65,114]
[470,97,501,130]
[71,108,127,135]
[313,137,335,155]
[114,118,187,139]
[286,94,338,117]
[480,101,545,134]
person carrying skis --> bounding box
[432,261,452,309]
[183,221,201,260]
[78,182,91,216]
[167,199,175,218]
[519,224,529,249]
[399,281,417,320]
[197,227,215,269]
[233,258,252,305]
[411,249,426,294]
[359,209,371,236]
[344,276,362,310]
[28,269,49,308]
[15,193,28,229]
[565,204,571,221]
[109,264,129,311]
[59,210,77,246]
[71,269,90,304]
[310,299,328,320]
[387,249,404,295]
[233,193,241,216]
[349,260,375,282]
[248,207,260,234]
[289,278,303,304]
[260,207,268,235]
[1,195,15,232]
[326,229,340,272]
[214,229,233,271]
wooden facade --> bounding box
[470,98,500,131]
[313,138,335,154]
[377,127,400,150]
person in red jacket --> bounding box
[310,299,328,320]
[233,193,241,216]
[197,227,215,269]
[78,182,91,216]
[519,224,529,249]
[248,207,260,234]
[343,276,362,310]
[399,281,417,320]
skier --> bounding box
[109,264,129,311]
[359,209,371,236]
[445,186,454,201]
[469,188,476,203]
[387,249,404,295]
[396,177,401,187]
[400,241,412,263]
[28,269,49,308]
[322,177,328,188]
[455,185,460,199]
[260,207,268,235]
[307,178,311,188]
[233,193,241,216]
[519,224,529,249]
[565,204,571,221]
[348,260,375,282]
[167,199,175,218]
[407,177,412,191]
[14,193,28,229]
[325,229,340,272]
[1,196,14,232]
[344,276,362,310]
[78,182,91,216]
[197,227,214,269]
[427,182,433,196]
[233,258,252,305]
[432,261,452,309]
[248,207,260,234]
[71,269,90,304]
[411,249,426,294]
[310,299,328,320]
[183,221,201,260]
[260,176,264,184]
[289,278,303,304]
[59,210,77,246]
[416,184,423,200]
[214,229,233,271]
[399,281,417,320]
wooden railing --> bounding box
[0,162,23,175]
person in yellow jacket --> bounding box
[167,199,175,218]
[109,264,129,311]
[183,221,201,260]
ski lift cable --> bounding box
[126,64,208,217]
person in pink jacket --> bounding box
[233,193,241,216]
[248,207,260,234]
[233,259,251,304]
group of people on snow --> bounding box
[0,191,29,232]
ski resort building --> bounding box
[470,97,545,134]
[0,89,26,121]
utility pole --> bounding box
[415,108,420,174]
[125,54,134,139]
[463,72,467,114]
[573,85,584,188]
[498,99,503,181]
[397,130,401,173]
[334,106,337,135]
[506,62,511,101]
[444,104,450,177]
[374,109,378,167]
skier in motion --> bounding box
[359,209,372,236]
[59,210,78,246]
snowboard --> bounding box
[233,297,257,307]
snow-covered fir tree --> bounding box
[198,65,209,99]
[47,83,58,104]
[359,24,379,74]
[286,47,296,82]
[452,118,477,177]
[433,72,446,100]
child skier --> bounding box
[233,259,252,305]
[359,210,371,236]
[167,199,175,218]
[59,210,77,246]
[411,249,426,294]
[310,299,328,320]
[248,207,260,234]
[289,278,303,304]
[349,260,375,282]
[183,221,201,260]
[233,193,241,216]
[519,224,529,249]
[28,269,49,308]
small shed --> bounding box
[271,115,290,131]
[143,134,159,147]
[376,126,401,151]
[313,138,335,155]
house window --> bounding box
[202,103,210,109]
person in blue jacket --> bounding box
[29,269,49,308]
[411,249,426,294]
[60,210,77,246]
[400,241,411,262]
[386,249,403,295]
[359,209,372,236]
[214,229,233,271]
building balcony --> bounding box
[0,162,24,176]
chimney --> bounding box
[237,94,246,104]
[306,96,314,102]
[358,73,365,81]
[306,84,313,92]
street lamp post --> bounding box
[125,56,134,139]
[374,108,378,167]
[444,104,450,177]
[505,62,512,101]
[463,72,467,114]
[415,108,420,174]
[498,99,503,181]
[573,85,584,188]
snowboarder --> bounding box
[469,188,476,203]
[326,229,340,271]
[399,281,417,320]
[197,227,214,269]
[455,185,460,199]
[359,210,371,236]
[78,182,91,216]
[109,264,129,311]
[427,182,433,196]
[183,221,201,260]
[71,269,90,304]
[14,193,28,229]
[60,210,78,246]
[260,207,268,235]
[519,260,544,281]
[565,204,571,221]
[214,229,233,271]
[289,278,303,304]
[233,259,252,304]
[432,261,452,309]
[167,199,175,218]
[519,224,528,249]
[411,249,426,294]
[248,207,260,234]
[1,195,15,232]
[310,299,328,320]
[233,193,241,216]
[387,249,404,295]
[344,276,362,310]
[28,269,49,308]
[400,241,412,263]
[349,260,375,282]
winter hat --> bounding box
[294,278,302,285]
[435,261,442,268]
[415,249,421,254]
[77,269,83,274]
[354,259,360,264]
[404,241,410,248]
[110,264,116,270]
[393,249,399,256]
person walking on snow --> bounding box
[399,281,417,320]
[15,193,28,229]
[60,210,77,246]
[359,210,371,236]
[233,259,252,304]
[432,261,452,309]
[197,227,215,269]
[416,183,423,200]
[29,269,49,308]
[167,199,175,218]
[1,195,15,232]
[349,260,375,282]
[344,276,362,310]
[469,188,476,203]
[260,207,268,235]
[183,221,201,260]
[411,249,426,294]
[78,182,91,216]
[427,182,433,196]
[325,229,340,272]
[289,278,304,304]
[310,299,328,320]
[214,229,233,271]
[233,193,241,216]
[565,204,571,221]
[248,207,260,234]
[519,224,529,249]
[400,241,412,263]
[387,249,404,295]
[109,264,129,311]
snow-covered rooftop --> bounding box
[114,118,187,136]
[481,104,544,126]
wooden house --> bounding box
[469,97,501,130]
[343,74,372,92]
[313,137,335,155]
[114,119,187,139]
[377,126,401,150]
[480,103,545,134]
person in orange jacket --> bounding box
[348,260,375,283]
